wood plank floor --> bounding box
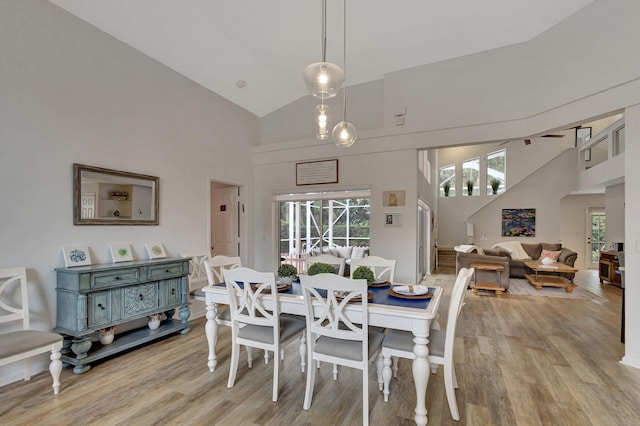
[2,269,639,425]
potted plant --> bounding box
[443,181,451,197]
[277,263,298,284]
[490,178,500,195]
[307,262,337,276]
[466,179,474,196]
[352,265,375,284]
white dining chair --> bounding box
[299,273,384,426]
[223,267,306,402]
[305,253,346,276]
[377,267,474,421]
[180,250,212,300]
[350,255,396,283]
[0,267,63,395]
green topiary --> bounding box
[307,262,337,276]
[277,264,298,277]
[352,265,375,283]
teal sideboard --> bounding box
[55,258,191,374]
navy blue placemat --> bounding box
[214,282,434,310]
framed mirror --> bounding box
[73,163,159,225]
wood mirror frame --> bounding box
[73,163,159,225]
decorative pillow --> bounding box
[351,246,369,259]
[329,246,339,257]
[540,249,561,261]
[336,246,353,259]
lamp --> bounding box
[332,0,357,147]
[303,0,344,99]
[315,101,330,140]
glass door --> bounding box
[586,208,606,269]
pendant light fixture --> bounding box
[315,100,330,140]
[332,0,357,147]
[303,0,344,99]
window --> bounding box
[486,149,506,195]
[613,125,625,156]
[462,158,479,196]
[439,164,455,197]
[277,190,370,272]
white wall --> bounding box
[0,1,257,385]
[467,149,578,250]
[252,146,419,284]
[605,184,625,248]
[384,0,640,136]
[436,135,575,247]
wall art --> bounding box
[62,246,92,267]
[501,208,536,237]
[109,243,134,262]
[145,242,166,259]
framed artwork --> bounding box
[145,242,167,259]
[296,159,338,185]
[109,243,134,262]
[384,213,402,227]
[501,208,536,237]
[62,246,92,268]
[383,190,405,206]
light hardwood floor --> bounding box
[2,269,639,425]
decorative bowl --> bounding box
[541,257,554,266]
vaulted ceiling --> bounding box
[49,0,595,117]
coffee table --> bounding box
[470,263,505,297]
[524,261,577,293]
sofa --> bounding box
[320,245,369,276]
[456,242,578,283]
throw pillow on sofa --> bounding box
[351,246,369,259]
[335,246,353,259]
[540,249,561,261]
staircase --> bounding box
[437,247,457,268]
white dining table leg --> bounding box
[205,300,219,372]
[412,332,430,426]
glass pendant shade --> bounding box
[303,62,345,99]
[332,121,357,147]
[315,103,330,140]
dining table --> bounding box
[202,280,443,426]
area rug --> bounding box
[507,278,608,301]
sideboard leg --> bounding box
[70,336,92,374]
[179,303,190,334]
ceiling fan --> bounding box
[501,133,565,146]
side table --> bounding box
[470,263,505,298]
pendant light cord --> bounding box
[321,0,327,62]
[342,0,347,120]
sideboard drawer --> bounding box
[122,283,158,318]
[92,268,140,288]
[148,263,183,280]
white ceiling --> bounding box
[48,0,595,118]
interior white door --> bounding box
[212,186,238,257]
[586,207,606,269]
[81,193,95,219]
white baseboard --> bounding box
[620,355,640,369]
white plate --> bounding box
[391,285,429,296]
